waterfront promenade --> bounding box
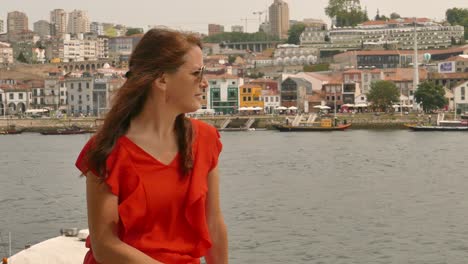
[0,112,440,131]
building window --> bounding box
[86,82,90,89]
[265,97,269,102]
[232,81,235,85]
[71,95,74,101]
[19,93,23,100]
[326,96,330,100]
[243,96,246,101]
[276,97,279,102]
[79,83,82,89]
[462,86,465,101]
[337,96,341,100]
[87,95,90,101]
[248,88,251,93]
[71,83,74,89]
[243,88,246,93]
[248,96,251,101]
[9,94,13,100]
[361,97,364,100]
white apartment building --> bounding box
[273,44,318,66]
[453,80,468,113]
[1,87,32,114]
[44,78,67,108]
[328,18,464,50]
[62,34,97,62]
[66,77,93,115]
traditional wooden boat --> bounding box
[0,125,24,135]
[0,129,23,135]
[40,126,88,135]
[274,123,352,132]
[274,115,352,132]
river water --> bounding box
[1,129,468,263]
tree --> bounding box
[303,63,330,72]
[228,55,236,64]
[104,27,118,37]
[446,8,468,40]
[414,81,448,113]
[203,32,279,43]
[126,28,144,36]
[366,80,399,111]
[390,12,401,19]
[287,23,306,45]
[17,52,28,63]
[325,0,368,27]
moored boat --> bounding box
[274,123,352,132]
[40,126,88,135]
[0,125,24,135]
[405,123,468,131]
[405,113,468,131]
[0,129,23,135]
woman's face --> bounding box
[165,45,208,114]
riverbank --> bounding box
[0,113,437,132]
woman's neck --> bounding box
[128,96,180,141]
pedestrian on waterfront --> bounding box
[75,28,228,264]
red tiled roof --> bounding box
[240,84,262,89]
[430,72,468,79]
[302,72,332,82]
[343,69,362,74]
[383,68,428,81]
[361,18,432,26]
[205,74,240,80]
[443,55,468,62]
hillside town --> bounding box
[0,1,467,120]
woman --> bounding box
[75,28,228,264]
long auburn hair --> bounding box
[86,28,202,179]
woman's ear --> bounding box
[152,73,168,92]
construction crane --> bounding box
[240,18,256,32]
[252,11,265,25]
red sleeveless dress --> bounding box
[75,119,222,264]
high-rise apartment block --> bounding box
[7,11,29,35]
[33,20,51,38]
[67,10,90,35]
[50,9,68,37]
[269,0,289,39]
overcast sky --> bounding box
[1,0,467,33]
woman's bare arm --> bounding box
[204,166,228,264]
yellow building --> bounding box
[239,84,264,108]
